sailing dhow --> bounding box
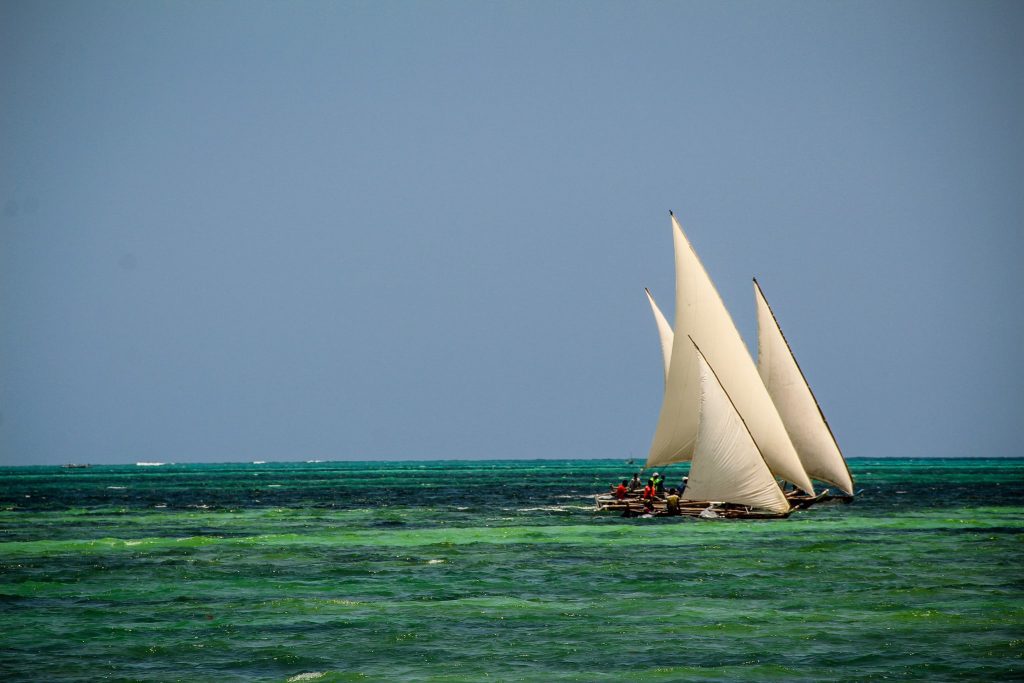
[597,212,852,517]
[647,212,813,495]
[642,277,855,503]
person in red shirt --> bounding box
[643,478,656,500]
[615,480,628,500]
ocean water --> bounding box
[1,458,1021,682]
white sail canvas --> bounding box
[754,280,854,496]
[645,287,674,385]
[646,214,814,495]
[683,350,791,514]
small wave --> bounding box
[518,506,568,513]
[136,462,165,466]
[107,486,127,490]
[287,673,326,682]
[427,559,445,564]
[251,460,266,464]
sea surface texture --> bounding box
[1,458,1021,682]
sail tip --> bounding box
[644,286,651,295]
[668,209,674,216]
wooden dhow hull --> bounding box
[785,487,855,509]
[594,493,792,519]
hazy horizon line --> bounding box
[2,454,1021,468]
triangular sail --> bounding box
[683,346,791,514]
[646,213,814,495]
[754,279,854,496]
[645,288,674,385]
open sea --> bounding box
[1,458,1021,682]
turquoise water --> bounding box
[1,459,1021,681]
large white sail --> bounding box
[754,279,854,496]
[646,213,814,495]
[682,347,791,514]
[645,288,674,384]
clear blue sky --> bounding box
[2,1,1021,465]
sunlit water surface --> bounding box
[1,458,1021,681]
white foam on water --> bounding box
[136,462,165,466]
[287,673,326,682]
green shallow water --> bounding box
[1,458,1022,681]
